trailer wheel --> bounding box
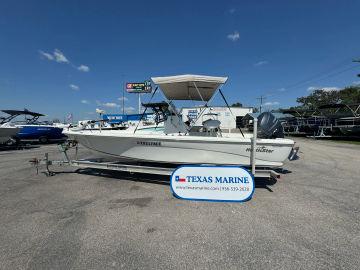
[39,136,48,144]
[6,137,19,146]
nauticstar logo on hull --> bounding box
[245,146,274,153]
[136,141,161,146]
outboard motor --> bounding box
[257,112,284,138]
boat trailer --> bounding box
[29,142,285,180]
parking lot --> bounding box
[0,138,359,269]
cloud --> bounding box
[124,106,135,113]
[39,49,69,63]
[307,86,317,91]
[322,87,340,92]
[229,8,236,14]
[53,49,69,63]
[39,49,89,72]
[77,65,90,72]
[103,102,120,108]
[254,60,268,67]
[307,86,340,92]
[353,81,360,85]
[118,97,128,101]
[96,99,132,111]
[96,100,123,108]
[39,50,54,60]
[264,101,280,106]
[227,31,240,41]
[81,99,90,104]
[277,88,286,92]
[69,84,79,91]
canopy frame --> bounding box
[146,74,245,137]
[0,109,45,124]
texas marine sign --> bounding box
[170,166,255,202]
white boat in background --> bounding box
[0,123,20,144]
[0,112,20,144]
[64,74,295,168]
[70,115,162,133]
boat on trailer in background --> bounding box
[64,74,296,168]
[281,103,360,138]
[316,103,360,137]
[72,112,159,132]
[0,109,66,144]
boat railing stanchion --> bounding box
[250,117,258,175]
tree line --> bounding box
[291,85,360,110]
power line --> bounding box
[284,65,359,93]
[264,57,359,98]
[354,59,360,77]
[283,58,352,89]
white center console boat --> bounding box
[64,75,295,168]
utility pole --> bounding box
[121,75,125,115]
[138,93,141,114]
[122,81,125,115]
[256,96,266,113]
[353,59,360,77]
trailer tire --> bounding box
[6,137,19,146]
[39,136,48,144]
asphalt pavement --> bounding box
[0,138,359,269]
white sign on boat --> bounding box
[170,165,255,202]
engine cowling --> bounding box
[257,112,284,138]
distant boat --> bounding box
[71,112,161,132]
[0,124,20,145]
[317,104,360,136]
[1,109,66,143]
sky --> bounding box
[0,0,360,121]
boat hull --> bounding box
[0,127,20,144]
[339,126,360,136]
[16,125,65,142]
[65,130,294,168]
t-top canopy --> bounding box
[151,74,228,101]
[1,109,44,117]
